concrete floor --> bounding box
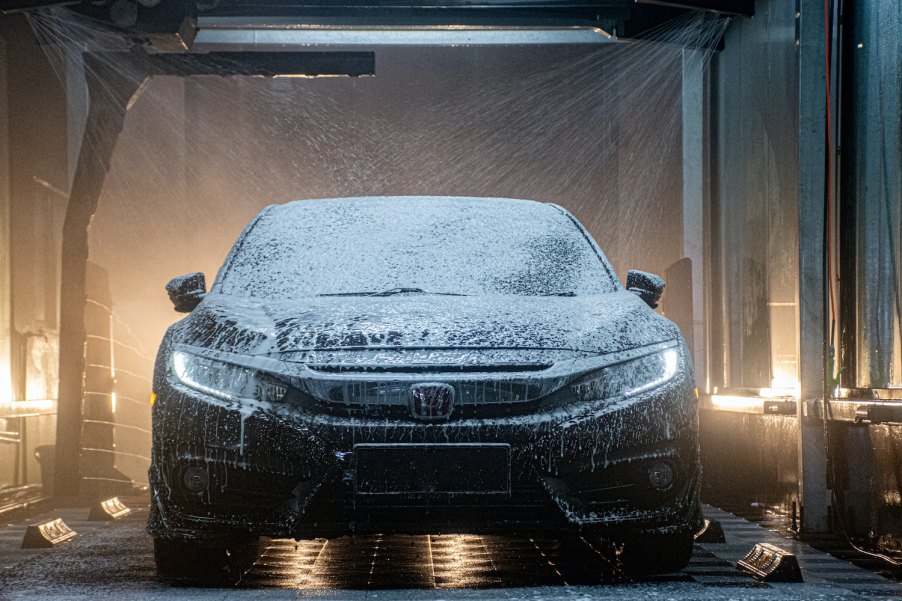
[0,500,898,600]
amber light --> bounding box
[149,392,156,406]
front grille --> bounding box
[306,399,544,419]
[281,351,586,419]
[289,382,576,420]
[290,377,571,416]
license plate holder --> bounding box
[353,443,511,495]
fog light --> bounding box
[183,466,210,493]
[648,461,674,490]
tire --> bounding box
[153,535,259,580]
[617,531,695,575]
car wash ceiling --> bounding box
[5,0,753,50]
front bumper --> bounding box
[148,369,701,540]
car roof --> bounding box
[264,195,557,216]
[213,195,620,297]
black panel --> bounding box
[0,0,75,14]
[354,443,511,494]
[89,49,375,77]
[636,0,753,16]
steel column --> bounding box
[682,47,706,385]
[54,56,144,498]
[797,0,829,533]
[65,50,87,192]
[0,36,11,405]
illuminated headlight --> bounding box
[171,350,288,403]
[571,348,680,402]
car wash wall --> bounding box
[703,0,902,559]
[0,0,901,563]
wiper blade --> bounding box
[317,291,374,297]
[318,288,467,297]
[539,291,577,297]
[369,287,429,297]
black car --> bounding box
[148,196,701,575]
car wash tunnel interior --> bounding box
[0,0,901,596]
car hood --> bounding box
[172,291,680,358]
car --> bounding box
[147,196,701,577]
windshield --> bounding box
[217,197,617,299]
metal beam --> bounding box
[191,21,614,49]
[55,55,143,498]
[62,1,633,43]
[796,0,829,533]
[636,0,753,17]
[0,0,75,15]
[88,49,376,78]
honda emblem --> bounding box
[409,383,454,420]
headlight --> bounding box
[571,348,680,402]
[171,350,288,403]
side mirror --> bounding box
[626,269,665,309]
[166,272,206,313]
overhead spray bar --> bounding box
[189,20,615,49]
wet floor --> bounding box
[233,534,736,589]
[0,499,898,600]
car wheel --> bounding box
[153,535,259,580]
[617,531,694,575]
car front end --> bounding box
[148,312,700,543]
[148,197,702,576]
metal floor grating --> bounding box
[233,533,763,589]
[0,500,899,598]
